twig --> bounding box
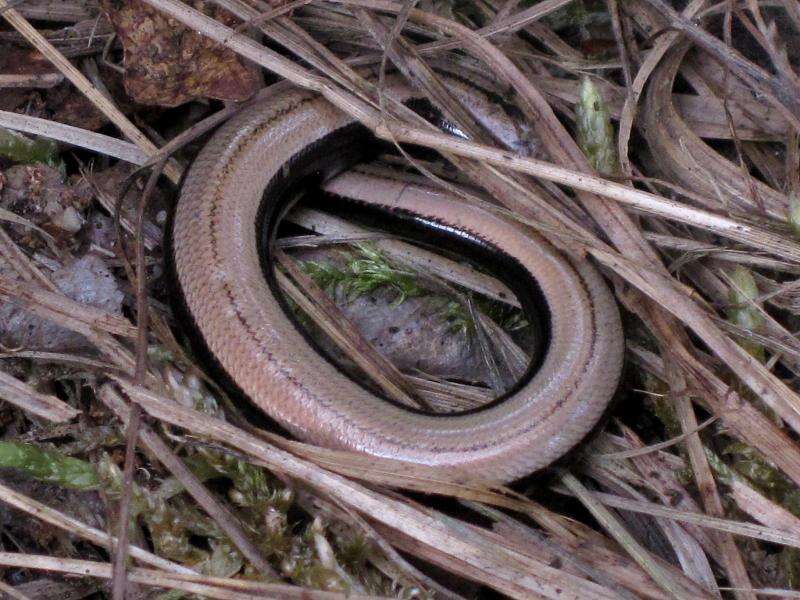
[0,73,62,88]
[0,369,79,423]
[111,161,165,600]
[0,553,372,600]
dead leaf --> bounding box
[100,0,259,107]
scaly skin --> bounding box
[172,80,624,483]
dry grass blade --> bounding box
[0,351,117,371]
[0,110,148,165]
[251,431,530,509]
[0,208,59,255]
[4,0,800,594]
[0,72,62,88]
[0,481,194,574]
[642,44,788,218]
[296,490,467,599]
[373,123,800,259]
[664,357,755,598]
[0,580,32,600]
[0,369,79,422]
[705,448,800,538]
[167,0,800,461]
[413,0,573,55]
[609,429,719,562]
[628,344,800,489]
[601,416,717,460]
[554,486,800,550]
[0,227,57,291]
[560,471,712,600]
[580,457,719,597]
[0,553,377,600]
[594,247,800,437]
[472,503,646,600]
[640,0,800,128]
[720,590,800,598]
[147,0,796,256]
[617,0,707,175]
[12,1,94,22]
[0,276,136,340]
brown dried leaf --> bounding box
[101,0,258,107]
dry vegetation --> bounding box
[0,0,800,598]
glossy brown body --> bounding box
[172,80,624,482]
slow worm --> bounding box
[171,79,624,482]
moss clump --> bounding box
[0,127,61,170]
[301,243,425,305]
[0,441,99,490]
[300,243,527,334]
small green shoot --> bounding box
[726,266,765,361]
[576,77,618,176]
[789,191,800,239]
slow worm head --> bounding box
[172,79,624,483]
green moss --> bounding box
[299,243,528,335]
[147,345,175,363]
[301,243,425,305]
[337,535,369,570]
[782,547,800,589]
[721,442,800,517]
[0,441,99,490]
[0,127,61,170]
